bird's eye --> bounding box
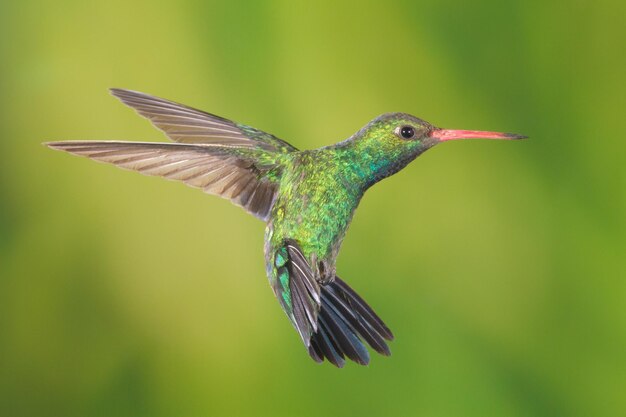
[398,125,415,139]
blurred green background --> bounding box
[1,1,624,416]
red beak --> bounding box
[431,129,527,141]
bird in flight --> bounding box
[47,89,525,367]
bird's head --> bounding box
[341,113,526,186]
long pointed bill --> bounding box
[431,129,527,141]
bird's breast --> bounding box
[268,160,363,265]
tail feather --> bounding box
[312,316,346,367]
[333,278,394,340]
[308,277,393,367]
[323,285,391,356]
[320,298,370,365]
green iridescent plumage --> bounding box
[47,89,525,367]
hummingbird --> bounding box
[47,89,526,367]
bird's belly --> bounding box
[268,184,362,263]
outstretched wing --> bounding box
[110,88,297,153]
[272,240,394,367]
[47,89,299,220]
[46,141,285,221]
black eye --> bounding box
[400,125,415,139]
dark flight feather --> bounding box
[332,277,394,341]
[315,315,346,368]
[323,284,391,355]
[273,240,322,345]
[308,277,393,367]
[275,241,393,366]
[319,299,370,365]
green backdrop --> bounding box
[1,1,624,416]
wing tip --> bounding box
[109,87,136,97]
[109,88,154,105]
[44,141,70,150]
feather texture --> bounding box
[273,240,393,367]
[308,277,394,367]
[273,240,321,345]
[110,89,297,153]
[44,89,418,367]
[46,141,283,220]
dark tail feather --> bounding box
[308,277,393,367]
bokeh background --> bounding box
[1,1,624,416]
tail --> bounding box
[271,240,393,367]
[307,277,394,367]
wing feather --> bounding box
[46,141,283,221]
[110,88,297,152]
